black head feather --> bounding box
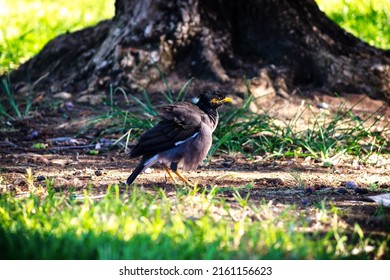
[196,90,232,111]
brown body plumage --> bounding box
[126,90,231,185]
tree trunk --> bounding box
[8,0,390,104]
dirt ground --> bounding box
[1,90,390,237]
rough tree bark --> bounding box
[8,0,390,104]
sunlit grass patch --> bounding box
[0,184,387,259]
[316,0,390,49]
[0,0,114,73]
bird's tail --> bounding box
[126,155,159,185]
[126,163,145,185]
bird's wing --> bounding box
[130,102,204,158]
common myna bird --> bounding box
[126,90,232,185]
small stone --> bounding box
[144,168,153,174]
[36,175,46,182]
[31,130,39,139]
[355,187,368,194]
[64,101,74,111]
[333,168,342,174]
[70,178,83,188]
[14,178,26,186]
[54,178,69,186]
[253,155,263,161]
[94,170,103,176]
[53,92,72,100]
[99,138,113,147]
[26,130,40,141]
[305,187,314,195]
[77,94,104,106]
[317,102,329,109]
[346,181,358,189]
[222,161,233,168]
[336,187,348,195]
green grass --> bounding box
[0,0,114,73]
[316,0,390,49]
[0,75,33,120]
[213,95,389,164]
[0,185,387,259]
[100,87,389,164]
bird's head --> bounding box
[195,90,232,110]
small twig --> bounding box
[47,144,96,151]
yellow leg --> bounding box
[173,170,194,187]
[163,165,178,184]
[163,165,194,187]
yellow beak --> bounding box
[221,97,233,103]
[211,96,233,104]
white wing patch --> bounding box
[175,132,199,146]
[143,154,159,167]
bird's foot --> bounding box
[163,166,195,187]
